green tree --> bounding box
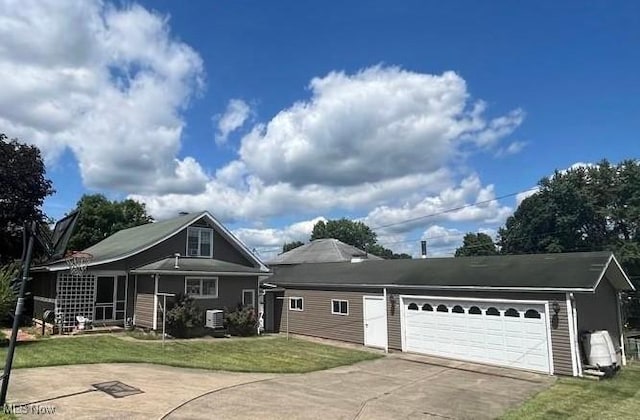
[310,218,411,259]
[454,233,498,257]
[282,241,304,253]
[67,194,153,251]
[0,134,54,263]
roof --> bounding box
[267,238,383,265]
[131,257,265,276]
[269,251,635,292]
[33,211,268,272]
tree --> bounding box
[310,218,411,259]
[67,194,153,251]
[282,241,304,253]
[0,135,54,263]
[454,233,498,257]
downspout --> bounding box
[616,291,627,366]
[569,293,583,376]
[152,274,159,330]
[383,287,389,353]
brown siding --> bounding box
[575,277,621,348]
[278,288,367,344]
[385,289,573,376]
[135,293,155,328]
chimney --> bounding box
[420,240,427,259]
[174,253,181,269]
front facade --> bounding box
[268,252,634,376]
[31,211,269,333]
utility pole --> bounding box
[0,222,36,405]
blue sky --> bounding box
[1,1,638,258]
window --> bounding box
[486,307,500,316]
[242,289,255,307]
[187,227,213,257]
[421,303,433,311]
[331,299,349,315]
[436,304,448,313]
[185,277,218,298]
[289,297,303,311]
[452,305,464,314]
[408,303,419,310]
[525,309,541,319]
[469,306,482,315]
[505,308,520,317]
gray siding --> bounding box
[279,288,367,344]
[575,277,621,348]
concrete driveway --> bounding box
[8,356,554,419]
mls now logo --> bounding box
[3,404,56,415]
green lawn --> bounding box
[501,363,640,419]
[0,335,380,373]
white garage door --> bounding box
[402,298,551,373]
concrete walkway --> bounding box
[8,357,554,419]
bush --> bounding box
[225,306,258,337]
[0,263,19,323]
[165,293,205,338]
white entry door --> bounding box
[402,297,551,373]
[364,296,387,348]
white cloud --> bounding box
[495,140,527,157]
[515,187,539,206]
[214,99,251,145]
[238,66,523,187]
[0,0,206,194]
[363,175,512,235]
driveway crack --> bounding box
[352,367,449,420]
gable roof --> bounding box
[270,251,635,292]
[267,238,383,265]
[34,211,269,272]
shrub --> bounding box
[0,263,19,323]
[165,293,205,338]
[225,306,258,337]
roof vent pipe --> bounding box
[174,253,180,269]
[351,257,363,263]
[421,240,427,259]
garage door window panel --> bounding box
[408,303,419,310]
[524,309,541,319]
[436,304,448,313]
[422,303,433,311]
[469,306,482,315]
[486,307,500,316]
[505,308,520,317]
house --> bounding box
[265,251,634,376]
[31,211,269,333]
[267,238,383,265]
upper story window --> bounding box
[187,227,213,257]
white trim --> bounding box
[185,276,219,298]
[288,297,303,311]
[616,291,627,366]
[124,273,129,321]
[186,226,214,258]
[130,270,269,277]
[566,293,578,376]
[242,289,256,307]
[593,254,636,292]
[572,295,583,376]
[330,299,349,316]
[275,283,597,293]
[362,295,388,349]
[398,294,550,305]
[544,302,555,375]
[383,288,389,353]
[153,275,158,330]
[133,275,138,325]
[33,296,56,303]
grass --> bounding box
[501,363,640,419]
[0,335,380,373]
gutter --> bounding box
[270,283,596,293]
[130,270,272,276]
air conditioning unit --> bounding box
[206,309,224,329]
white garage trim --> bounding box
[566,293,578,376]
[400,295,554,374]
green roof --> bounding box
[270,251,634,292]
[78,212,202,263]
[131,257,264,274]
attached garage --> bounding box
[402,297,551,373]
[268,251,635,377]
